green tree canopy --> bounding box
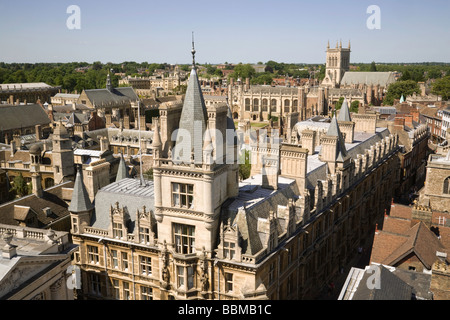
[238,150,251,181]
[11,173,30,198]
[383,80,420,105]
[229,64,255,80]
[370,61,377,72]
[431,75,450,100]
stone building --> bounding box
[228,42,397,126]
[0,82,60,105]
[0,224,76,300]
[321,41,351,88]
[0,103,52,144]
[77,74,140,129]
[378,113,430,199]
[69,45,401,300]
[417,131,450,213]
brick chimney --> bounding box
[394,117,405,130]
[404,115,413,128]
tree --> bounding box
[229,64,255,80]
[11,173,30,198]
[350,100,360,113]
[431,75,450,100]
[383,80,420,105]
[370,61,377,72]
[335,97,345,110]
[238,150,251,181]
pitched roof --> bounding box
[340,72,396,87]
[371,206,446,270]
[0,181,74,227]
[68,169,94,213]
[384,222,445,269]
[0,104,50,131]
[83,87,139,107]
[351,265,413,300]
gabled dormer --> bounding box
[135,205,157,246]
[109,201,131,240]
[216,219,242,262]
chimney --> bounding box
[32,172,43,198]
[301,130,317,155]
[261,154,279,190]
[394,117,405,130]
[10,140,16,156]
[404,115,413,128]
[35,125,42,141]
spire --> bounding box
[348,40,351,50]
[174,39,208,163]
[327,40,330,49]
[116,153,130,182]
[337,97,352,122]
[69,166,94,213]
[326,115,348,162]
[191,32,196,69]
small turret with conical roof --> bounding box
[115,153,130,182]
[69,166,94,234]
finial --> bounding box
[191,32,196,68]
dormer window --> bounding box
[223,241,236,260]
[113,222,123,239]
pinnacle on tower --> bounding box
[173,38,208,164]
[69,166,94,213]
[116,153,130,182]
[106,72,113,92]
[337,97,352,122]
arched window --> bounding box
[271,99,277,112]
[253,98,259,112]
[444,177,450,194]
[245,98,251,111]
[261,99,268,112]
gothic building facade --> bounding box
[69,46,401,300]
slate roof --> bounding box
[174,66,208,159]
[84,87,139,107]
[318,116,348,162]
[222,174,298,256]
[68,169,94,213]
[0,104,51,131]
[340,72,396,87]
[115,153,130,182]
[351,265,413,300]
[91,178,154,231]
[337,98,352,122]
[0,181,74,227]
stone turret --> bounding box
[69,167,94,235]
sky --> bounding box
[0,0,449,64]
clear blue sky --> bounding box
[0,0,449,64]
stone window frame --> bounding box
[139,255,152,276]
[443,176,450,194]
[173,223,195,254]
